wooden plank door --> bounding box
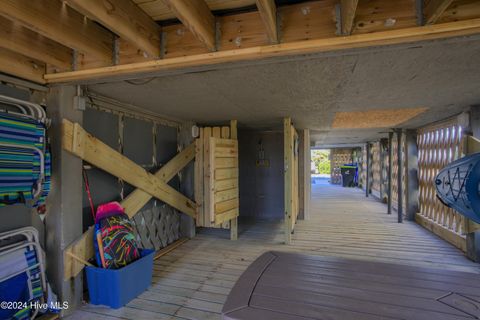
[208,137,239,225]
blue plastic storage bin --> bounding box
[85,249,154,309]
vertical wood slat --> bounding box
[221,126,231,229]
[417,117,467,251]
[203,127,212,228]
[211,128,221,225]
[194,127,204,225]
[229,120,238,240]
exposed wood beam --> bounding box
[0,0,113,61]
[64,0,161,58]
[424,0,454,25]
[0,48,45,84]
[44,18,480,84]
[0,16,71,70]
[340,0,359,35]
[162,0,216,51]
[256,0,278,43]
[62,120,196,217]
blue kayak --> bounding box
[435,153,480,224]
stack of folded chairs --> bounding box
[0,95,50,209]
[0,227,47,320]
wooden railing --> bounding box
[416,118,467,251]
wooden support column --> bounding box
[46,86,83,316]
[365,142,370,197]
[387,132,393,215]
[230,120,238,240]
[405,129,419,221]
[396,129,403,223]
[297,129,311,220]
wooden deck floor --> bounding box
[67,181,480,320]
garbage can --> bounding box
[340,165,357,187]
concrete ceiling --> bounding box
[88,35,480,146]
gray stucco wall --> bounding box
[238,130,284,220]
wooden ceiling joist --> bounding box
[0,16,71,71]
[340,0,359,35]
[44,18,480,84]
[256,0,278,43]
[0,0,113,62]
[64,0,162,58]
[162,0,216,51]
[0,48,45,84]
[424,0,455,25]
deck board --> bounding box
[223,251,480,320]
[67,181,480,320]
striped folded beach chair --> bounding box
[0,107,51,207]
[0,228,47,320]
